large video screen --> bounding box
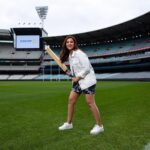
[15,35,40,49]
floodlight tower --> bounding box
[35,6,48,28]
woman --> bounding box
[58,35,104,135]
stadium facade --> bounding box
[0,12,150,80]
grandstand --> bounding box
[0,12,150,80]
[0,28,45,80]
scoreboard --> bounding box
[15,35,40,49]
[11,28,47,50]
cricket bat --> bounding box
[45,47,68,73]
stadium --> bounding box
[0,9,150,150]
[0,12,150,81]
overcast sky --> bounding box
[0,0,149,36]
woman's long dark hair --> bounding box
[60,35,78,63]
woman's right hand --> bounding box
[72,77,81,83]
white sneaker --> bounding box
[58,122,73,130]
[90,124,104,135]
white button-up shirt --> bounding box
[69,49,97,90]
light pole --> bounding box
[35,6,48,28]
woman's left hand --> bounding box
[72,77,81,83]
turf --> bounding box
[0,81,149,150]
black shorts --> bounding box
[72,82,96,95]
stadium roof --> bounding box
[43,11,150,45]
[0,29,12,41]
[11,28,43,35]
[0,28,48,42]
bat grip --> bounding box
[69,74,74,77]
[65,70,74,77]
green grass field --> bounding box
[0,81,150,150]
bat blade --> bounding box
[45,47,68,72]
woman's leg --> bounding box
[67,91,80,123]
[85,94,102,126]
